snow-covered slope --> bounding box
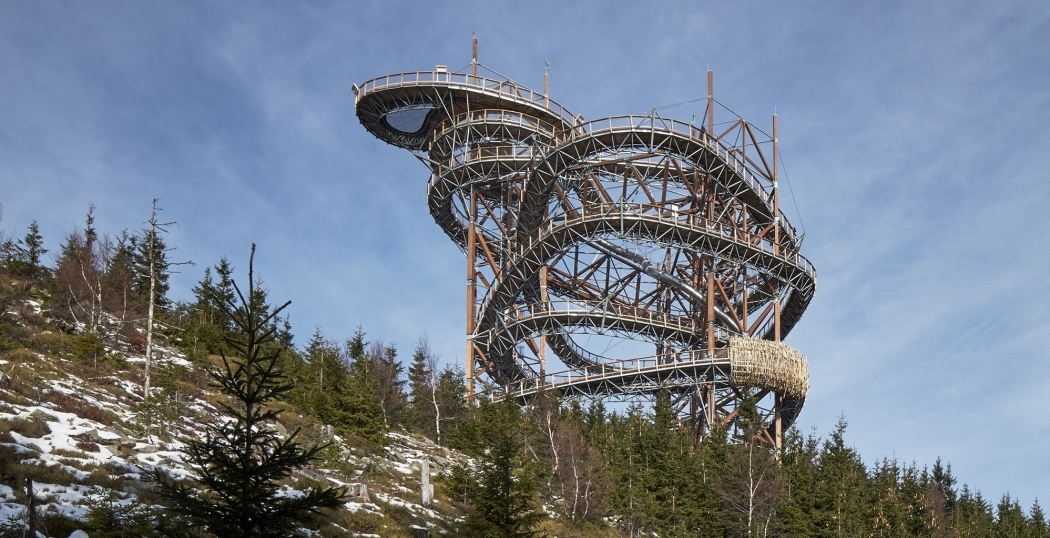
[0,349,472,537]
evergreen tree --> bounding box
[102,230,140,322]
[813,417,870,538]
[455,398,544,538]
[153,245,345,537]
[1030,499,1048,538]
[296,326,350,427]
[368,340,405,428]
[335,326,385,443]
[779,426,822,536]
[182,257,238,359]
[603,406,655,536]
[932,457,958,516]
[134,220,171,310]
[407,337,434,434]
[953,485,995,537]
[8,220,48,282]
[995,494,1029,538]
[407,336,449,440]
[435,365,469,444]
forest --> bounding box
[0,205,1046,538]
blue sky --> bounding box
[2,1,1048,506]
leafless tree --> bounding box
[717,410,783,537]
[367,340,405,428]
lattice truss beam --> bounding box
[355,57,816,445]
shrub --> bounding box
[0,417,50,438]
[71,333,106,363]
[77,441,101,453]
[27,331,73,358]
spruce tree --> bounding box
[995,494,1030,537]
[407,337,435,437]
[298,326,349,426]
[434,365,468,444]
[457,398,544,538]
[184,257,238,358]
[778,426,821,536]
[813,417,870,537]
[953,485,995,536]
[10,220,47,282]
[103,230,139,322]
[153,245,345,537]
[1031,499,1048,538]
[134,216,171,310]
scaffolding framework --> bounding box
[355,52,816,446]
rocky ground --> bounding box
[0,347,473,537]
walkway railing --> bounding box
[357,71,576,126]
[498,348,732,399]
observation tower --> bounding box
[355,42,815,446]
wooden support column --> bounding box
[772,114,782,345]
[774,300,781,342]
[773,113,780,257]
[471,36,478,81]
[707,70,714,135]
[465,189,477,404]
[706,270,716,353]
[706,267,716,426]
[774,392,784,451]
[539,265,548,385]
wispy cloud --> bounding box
[1,0,1047,505]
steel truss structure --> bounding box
[355,47,816,447]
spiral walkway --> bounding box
[355,63,816,445]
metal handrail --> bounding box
[473,202,816,326]
[357,71,575,126]
[508,299,701,330]
[450,144,535,165]
[499,349,733,399]
[556,114,799,246]
[433,109,560,142]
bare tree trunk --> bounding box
[425,351,441,442]
[27,478,36,537]
[145,199,158,402]
[748,440,756,536]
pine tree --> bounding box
[779,426,821,536]
[435,365,469,444]
[102,230,139,322]
[457,398,544,537]
[407,336,437,438]
[9,220,48,282]
[1030,499,1048,538]
[335,326,385,443]
[153,245,345,537]
[133,220,171,311]
[995,494,1029,538]
[183,257,238,358]
[368,340,405,428]
[298,326,349,426]
[932,457,957,516]
[953,485,995,537]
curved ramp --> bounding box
[356,64,817,442]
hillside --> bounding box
[0,290,476,537]
[1,213,1047,538]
